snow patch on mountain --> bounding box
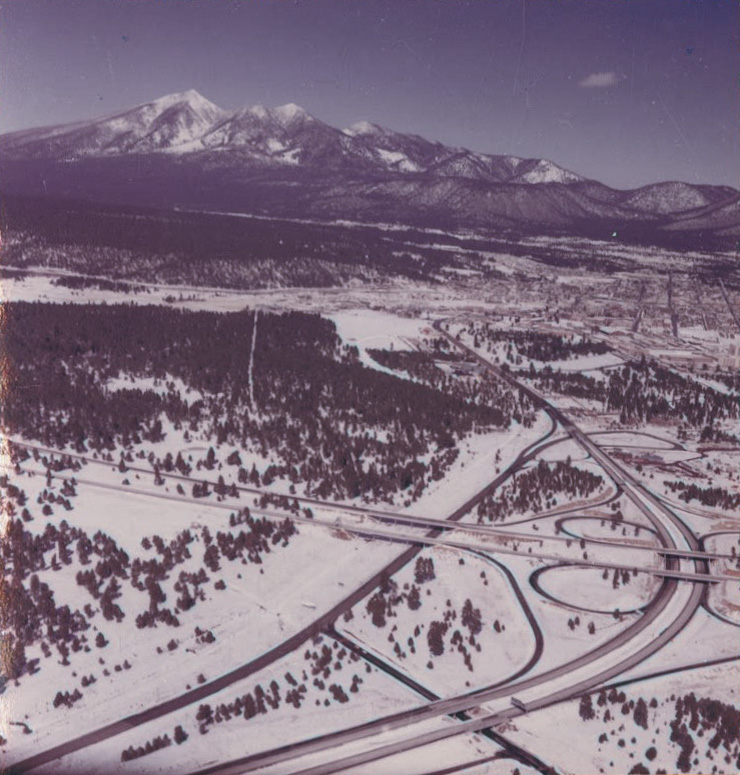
[11,87,735,238]
[344,121,383,137]
[101,89,228,154]
[623,182,713,215]
[273,103,310,123]
[148,89,223,116]
[0,89,229,160]
[2,89,588,187]
[248,105,270,119]
[267,138,288,154]
[281,148,301,165]
[377,148,419,172]
[516,159,584,185]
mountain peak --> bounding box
[247,105,270,119]
[513,158,585,185]
[166,88,205,103]
[144,89,223,115]
[0,89,586,187]
[2,90,737,240]
[344,120,383,137]
[273,103,311,123]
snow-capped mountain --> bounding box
[0,89,584,184]
[2,90,229,159]
[0,90,737,242]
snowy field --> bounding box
[508,660,740,775]
[1,457,405,759]
[337,546,537,698]
[33,638,420,775]
[3,266,740,775]
[533,565,660,615]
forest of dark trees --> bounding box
[516,358,739,431]
[664,480,740,512]
[0,195,476,290]
[463,321,739,432]
[2,192,672,295]
[600,360,740,427]
[368,347,533,424]
[518,367,608,402]
[465,324,611,363]
[50,275,145,294]
[476,459,605,522]
[1,302,514,503]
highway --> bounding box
[326,623,555,775]
[6,322,718,775]
[252,324,708,775]
[166,322,711,775]
[18,442,735,568]
[6,399,559,774]
[719,278,740,333]
[36,470,736,586]
[13,435,569,534]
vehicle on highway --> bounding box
[511,696,528,713]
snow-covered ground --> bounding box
[0,358,554,767]
[589,432,679,450]
[337,546,537,697]
[329,308,428,367]
[508,659,740,775]
[1,459,404,760]
[104,374,204,403]
[557,517,659,546]
[536,352,625,373]
[703,532,740,624]
[499,553,653,678]
[32,637,422,775]
[5,272,739,775]
[534,565,660,615]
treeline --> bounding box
[476,459,605,522]
[517,366,607,402]
[368,348,533,423]
[121,726,188,762]
[664,480,740,512]
[577,687,740,775]
[193,637,367,736]
[0,470,91,681]
[2,302,510,502]
[670,692,740,773]
[0,194,451,289]
[463,322,610,363]
[51,275,145,294]
[521,357,739,429]
[603,360,739,427]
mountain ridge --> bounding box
[1,90,738,245]
[0,89,591,185]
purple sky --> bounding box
[1,0,737,189]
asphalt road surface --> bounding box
[170,323,709,775]
[7,402,558,773]
[7,324,715,775]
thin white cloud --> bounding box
[579,72,620,89]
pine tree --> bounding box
[579,694,595,720]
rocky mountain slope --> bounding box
[1,90,737,243]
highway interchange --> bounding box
[6,318,739,775]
